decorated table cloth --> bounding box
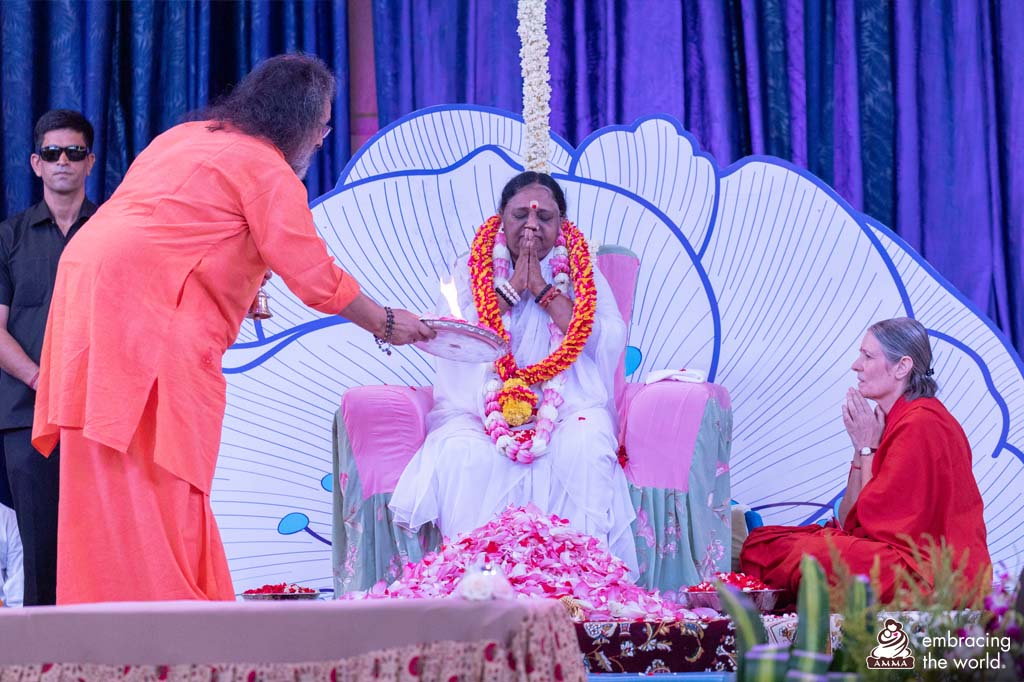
[0,597,585,682]
[576,613,843,675]
[332,382,732,595]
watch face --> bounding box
[860,447,874,456]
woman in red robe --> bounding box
[740,317,991,604]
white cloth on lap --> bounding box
[643,367,707,384]
[390,252,638,573]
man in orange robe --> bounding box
[741,320,991,604]
[32,55,433,604]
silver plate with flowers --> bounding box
[414,319,509,363]
[240,591,320,601]
[678,588,785,612]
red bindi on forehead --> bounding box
[529,201,539,209]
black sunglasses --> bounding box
[37,145,90,163]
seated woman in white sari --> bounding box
[390,172,638,573]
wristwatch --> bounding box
[859,446,877,456]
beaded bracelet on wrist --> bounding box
[539,286,561,309]
[495,286,515,307]
[534,283,553,304]
[374,306,395,356]
[507,281,523,303]
[498,281,521,306]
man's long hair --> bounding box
[204,54,335,168]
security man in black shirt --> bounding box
[0,110,96,605]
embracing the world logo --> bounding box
[866,618,916,670]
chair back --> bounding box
[595,245,640,403]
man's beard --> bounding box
[291,154,312,180]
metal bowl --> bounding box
[678,588,785,612]
[413,319,509,363]
[240,591,320,601]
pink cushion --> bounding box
[595,250,640,329]
[595,250,640,406]
[618,381,731,492]
[342,386,434,500]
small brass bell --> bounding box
[246,287,273,320]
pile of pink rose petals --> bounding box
[347,505,711,622]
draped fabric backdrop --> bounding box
[373,0,1024,355]
[0,0,350,214]
[0,0,1021,353]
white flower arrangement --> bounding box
[517,0,551,173]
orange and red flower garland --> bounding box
[468,214,597,462]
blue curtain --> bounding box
[372,0,523,126]
[0,0,349,217]
[372,0,1024,355]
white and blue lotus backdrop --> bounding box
[216,106,1024,592]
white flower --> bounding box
[554,272,570,287]
[456,572,495,600]
[485,378,502,393]
[517,0,551,172]
[496,435,515,453]
[494,244,511,261]
[537,404,558,420]
[608,601,647,619]
[531,438,548,453]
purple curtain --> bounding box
[372,0,1024,354]
[372,0,523,123]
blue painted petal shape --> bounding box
[277,512,310,535]
[625,346,643,377]
[320,473,334,492]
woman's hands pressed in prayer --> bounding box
[842,388,884,452]
[837,388,885,525]
[500,226,573,333]
[509,228,547,298]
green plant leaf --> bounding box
[790,554,832,675]
[716,582,768,681]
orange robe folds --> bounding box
[33,122,360,603]
[740,396,990,604]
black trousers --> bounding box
[0,435,12,509]
[2,427,59,606]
